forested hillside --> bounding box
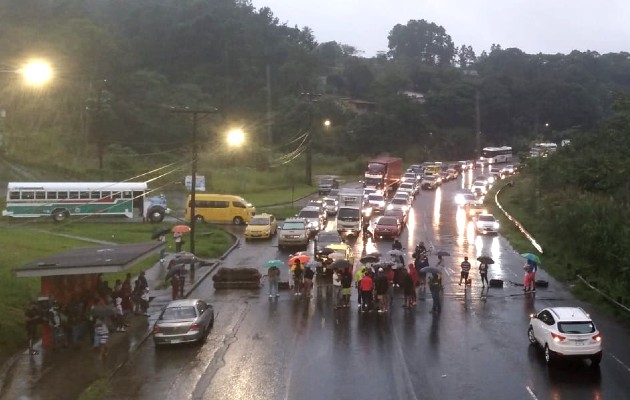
[1,0,630,176]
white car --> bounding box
[475,213,499,234]
[402,171,420,184]
[455,192,476,206]
[386,197,410,213]
[322,197,338,215]
[471,180,488,195]
[393,190,413,204]
[367,193,386,213]
[397,182,418,197]
[528,307,602,366]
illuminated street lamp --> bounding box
[20,60,53,86]
[226,128,245,147]
[323,119,331,129]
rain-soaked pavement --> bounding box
[104,169,630,400]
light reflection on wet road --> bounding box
[104,170,630,400]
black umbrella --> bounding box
[330,259,352,270]
[360,255,380,264]
[317,248,336,256]
[165,264,186,280]
[437,251,451,257]
[477,255,495,264]
[90,304,116,318]
[151,227,171,239]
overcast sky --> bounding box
[250,0,630,57]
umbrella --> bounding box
[264,260,284,269]
[317,248,335,256]
[520,253,541,264]
[330,259,352,270]
[289,254,310,265]
[388,249,405,258]
[367,251,381,257]
[172,225,191,233]
[373,261,393,269]
[420,266,442,275]
[165,264,186,280]
[305,260,322,269]
[151,227,171,239]
[437,251,451,257]
[360,255,380,264]
[90,304,116,318]
[477,255,495,264]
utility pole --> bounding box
[300,92,321,186]
[475,89,481,160]
[170,107,218,256]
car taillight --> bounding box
[189,323,200,331]
[551,332,566,342]
[593,334,602,342]
[153,326,160,334]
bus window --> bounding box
[47,192,58,200]
[35,192,46,200]
[80,191,90,199]
[58,192,68,200]
[9,191,19,200]
[22,191,35,200]
[69,191,79,199]
[112,192,121,199]
[90,192,101,199]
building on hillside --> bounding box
[341,98,377,114]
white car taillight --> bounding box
[551,332,566,342]
[593,334,602,342]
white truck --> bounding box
[336,188,364,239]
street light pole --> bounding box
[300,92,321,186]
[171,107,218,256]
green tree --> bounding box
[387,19,455,66]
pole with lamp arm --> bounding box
[170,107,218,257]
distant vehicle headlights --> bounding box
[493,222,500,230]
[386,204,394,210]
[455,194,465,205]
[487,176,495,184]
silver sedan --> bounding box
[153,299,214,346]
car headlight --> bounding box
[493,222,500,229]
[386,204,394,210]
[455,194,465,205]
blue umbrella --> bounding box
[520,253,541,264]
[264,259,285,269]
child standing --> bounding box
[94,318,109,360]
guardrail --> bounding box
[493,185,544,253]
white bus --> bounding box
[530,142,558,158]
[2,182,169,222]
[480,146,512,164]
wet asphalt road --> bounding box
[105,169,630,400]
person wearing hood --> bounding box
[374,268,389,313]
[303,265,315,298]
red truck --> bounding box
[363,156,403,195]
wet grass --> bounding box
[0,222,232,366]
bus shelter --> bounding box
[14,242,163,348]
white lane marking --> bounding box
[610,353,630,374]
[525,386,538,400]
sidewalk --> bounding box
[0,251,227,400]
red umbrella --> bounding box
[289,254,310,265]
[171,225,191,233]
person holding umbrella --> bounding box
[429,273,443,314]
[292,259,304,296]
[265,260,283,298]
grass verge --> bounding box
[78,378,110,400]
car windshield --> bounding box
[400,183,414,189]
[424,176,435,182]
[385,210,403,218]
[298,210,320,218]
[404,173,415,178]
[368,194,384,202]
[478,215,495,222]
[283,222,305,230]
[249,217,269,226]
[161,306,197,320]
[392,198,407,205]
[558,321,596,334]
[324,199,336,206]
[337,208,360,218]
[378,217,398,226]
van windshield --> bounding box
[337,208,360,219]
[298,210,320,219]
[283,222,305,230]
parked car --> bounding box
[244,213,277,240]
[278,218,309,250]
[528,307,602,366]
[475,213,499,234]
[373,216,402,240]
[153,299,214,346]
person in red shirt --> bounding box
[359,272,374,312]
[408,263,419,306]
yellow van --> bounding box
[185,194,255,225]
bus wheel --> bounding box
[52,209,69,222]
[148,208,165,223]
[233,217,244,225]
